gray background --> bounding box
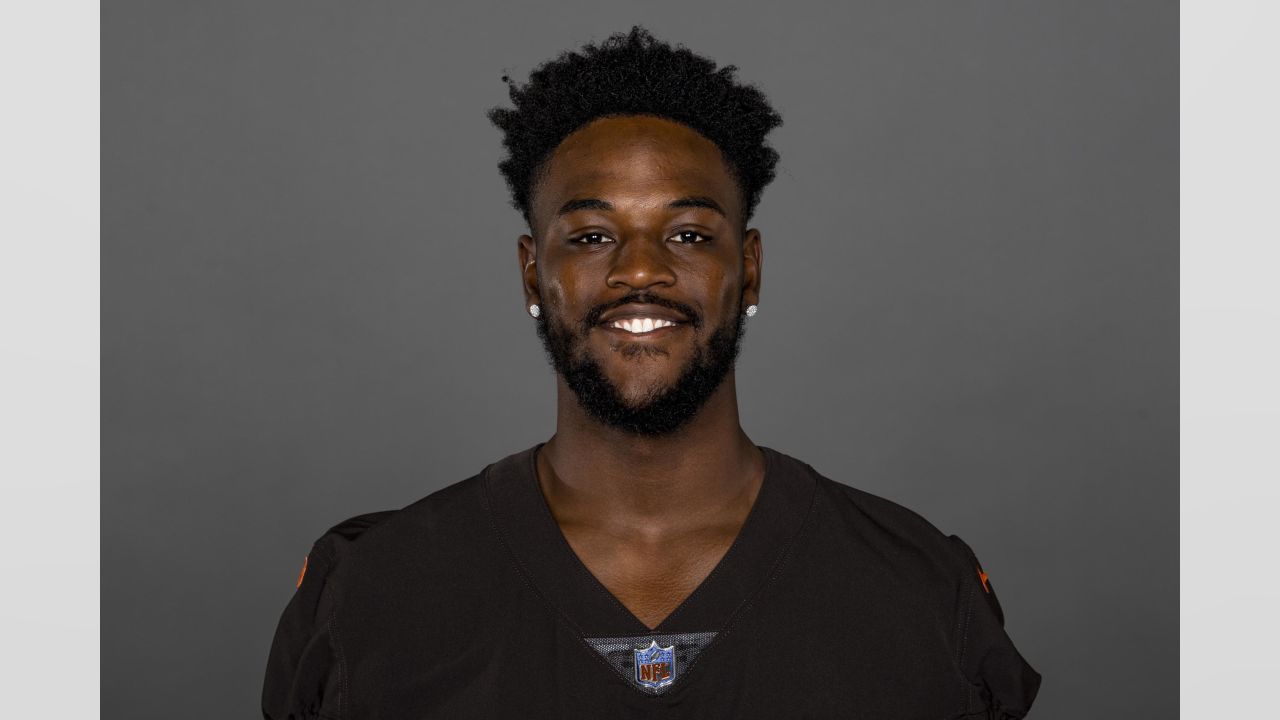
[104,1,1177,717]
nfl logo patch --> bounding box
[633,640,676,689]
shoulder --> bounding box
[792,458,1042,713]
[825,475,953,542]
[308,510,397,557]
[265,469,489,719]
[794,456,1038,681]
[275,466,497,620]
[304,469,491,569]
[777,451,981,586]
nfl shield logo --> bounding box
[633,640,676,689]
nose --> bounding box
[605,235,677,291]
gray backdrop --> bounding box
[104,2,1177,717]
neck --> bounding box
[537,374,765,536]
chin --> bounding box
[610,376,679,407]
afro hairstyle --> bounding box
[487,26,783,229]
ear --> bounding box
[518,234,540,311]
[742,228,763,309]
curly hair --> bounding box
[487,27,783,228]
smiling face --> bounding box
[518,115,763,436]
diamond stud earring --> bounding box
[745,304,758,318]
[528,304,541,319]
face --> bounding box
[518,115,763,436]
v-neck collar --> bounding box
[483,442,817,638]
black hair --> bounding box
[487,26,783,228]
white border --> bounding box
[0,2,101,718]
[1182,0,1280,714]
[0,1,1267,715]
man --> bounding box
[263,27,1040,719]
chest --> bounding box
[338,567,970,720]
[561,526,739,629]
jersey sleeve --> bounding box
[261,538,343,720]
[948,535,1042,719]
[262,512,395,719]
[258,538,340,717]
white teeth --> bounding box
[610,317,677,333]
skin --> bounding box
[517,115,767,629]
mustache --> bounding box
[583,293,701,329]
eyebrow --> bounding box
[557,198,613,215]
[667,196,727,217]
[556,196,727,218]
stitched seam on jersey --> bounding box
[307,544,343,718]
[310,542,337,573]
[327,609,348,720]
[672,472,821,688]
[302,543,343,717]
[956,574,977,714]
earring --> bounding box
[528,304,541,318]
[745,304,758,318]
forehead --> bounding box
[531,115,741,228]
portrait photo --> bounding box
[100,1,1178,717]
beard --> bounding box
[534,296,747,437]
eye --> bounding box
[670,230,712,244]
[569,232,614,245]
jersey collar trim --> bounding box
[482,443,817,640]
